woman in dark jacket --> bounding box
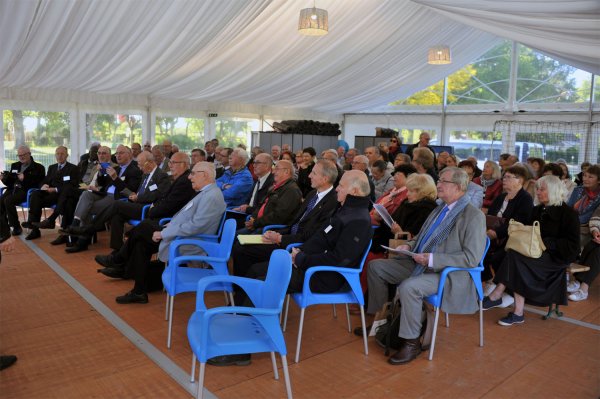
[483,165,534,283]
[483,175,580,326]
[297,147,316,198]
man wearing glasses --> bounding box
[0,145,45,236]
[216,148,253,207]
[364,167,486,365]
[405,132,437,167]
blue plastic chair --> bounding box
[127,204,151,227]
[424,237,490,360]
[159,212,226,242]
[187,249,293,399]
[162,218,237,348]
[283,241,372,363]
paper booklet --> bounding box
[237,235,268,245]
[380,245,417,257]
[373,203,395,228]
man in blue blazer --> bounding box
[97,162,226,304]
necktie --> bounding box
[290,193,319,235]
[138,174,149,195]
[250,180,261,207]
[58,164,63,172]
[416,206,449,253]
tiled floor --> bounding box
[1,228,599,398]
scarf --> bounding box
[574,187,600,214]
[479,176,497,189]
[411,194,471,276]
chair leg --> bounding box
[190,353,196,382]
[167,295,175,348]
[332,304,337,318]
[345,304,351,332]
[281,354,293,399]
[197,362,206,399]
[270,352,279,380]
[360,305,369,356]
[165,294,170,321]
[294,308,306,363]
[428,307,440,361]
[479,300,484,347]
[228,292,235,306]
[282,294,290,332]
[445,312,450,328]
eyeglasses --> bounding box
[98,151,110,155]
[390,140,398,143]
[17,152,30,157]
[253,161,269,165]
[169,160,186,165]
[437,179,456,185]
[189,170,207,176]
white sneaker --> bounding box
[483,282,496,297]
[567,280,580,293]
[500,293,514,308]
[568,289,588,302]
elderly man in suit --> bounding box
[21,146,80,240]
[63,150,171,246]
[364,167,486,365]
[231,159,339,302]
[0,145,45,236]
[61,144,142,253]
[98,162,226,304]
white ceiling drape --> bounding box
[413,0,600,74]
[0,0,595,117]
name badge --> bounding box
[120,176,126,181]
[63,176,71,181]
[324,225,333,233]
[11,170,18,173]
[149,184,158,192]
[107,186,116,194]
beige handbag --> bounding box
[505,219,546,258]
[389,232,411,249]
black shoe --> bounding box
[98,267,125,279]
[60,225,91,237]
[65,242,88,253]
[353,325,371,337]
[94,254,124,269]
[207,354,251,367]
[11,227,22,236]
[21,221,34,229]
[25,229,41,240]
[116,291,148,304]
[50,235,70,245]
[0,355,17,370]
[33,219,56,229]
[388,338,422,365]
[482,296,503,310]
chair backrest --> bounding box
[259,249,293,309]
[213,218,237,258]
[215,212,227,237]
[356,240,373,273]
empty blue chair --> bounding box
[162,218,237,348]
[424,237,490,360]
[283,241,372,363]
[187,249,293,399]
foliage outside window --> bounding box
[86,113,142,151]
[3,110,70,169]
[214,118,258,148]
[155,117,205,152]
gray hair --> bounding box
[395,153,411,164]
[366,146,381,155]
[535,175,566,206]
[316,159,339,185]
[232,148,249,165]
[196,161,216,180]
[484,160,502,180]
[322,149,338,160]
[441,167,469,192]
[346,170,371,197]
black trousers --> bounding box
[109,201,145,250]
[0,189,27,228]
[237,261,306,306]
[577,240,600,286]
[27,190,59,224]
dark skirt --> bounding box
[494,250,568,307]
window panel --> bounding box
[155,116,205,153]
[86,113,142,151]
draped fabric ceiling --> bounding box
[0,0,598,118]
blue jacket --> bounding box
[216,167,254,207]
[568,186,600,224]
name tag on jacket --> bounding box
[149,184,157,191]
[63,176,71,181]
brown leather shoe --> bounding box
[388,338,422,365]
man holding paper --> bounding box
[365,167,486,365]
[21,146,79,240]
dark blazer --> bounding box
[96,162,142,200]
[297,162,314,198]
[146,170,196,220]
[295,195,373,293]
[277,187,339,247]
[488,188,533,240]
[246,172,275,214]
[251,178,302,229]
[43,162,79,193]
[136,168,171,205]
[532,203,580,264]
[2,158,45,191]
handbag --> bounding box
[485,214,506,231]
[389,232,411,249]
[505,219,546,258]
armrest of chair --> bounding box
[301,265,360,295]
[168,238,221,259]
[226,208,247,215]
[26,188,40,203]
[285,243,302,251]
[263,224,287,232]
[435,265,484,300]
[159,217,171,226]
[140,204,151,220]
[195,275,267,311]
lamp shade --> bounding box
[428,46,452,65]
[298,7,328,36]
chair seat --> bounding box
[162,267,230,296]
[188,313,283,361]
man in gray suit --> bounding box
[365,167,486,365]
[101,162,226,304]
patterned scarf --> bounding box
[479,176,497,189]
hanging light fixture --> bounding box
[298,1,328,36]
[428,45,452,65]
